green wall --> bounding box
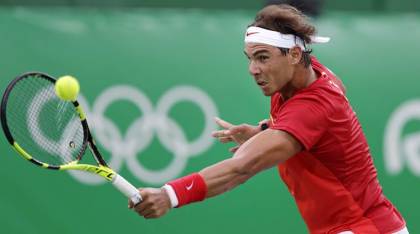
[1,0,420,11]
[0,7,419,233]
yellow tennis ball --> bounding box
[55,75,80,101]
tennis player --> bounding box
[129,4,408,234]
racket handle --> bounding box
[112,174,142,205]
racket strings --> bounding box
[5,75,85,166]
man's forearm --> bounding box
[164,129,301,208]
[199,157,255,198]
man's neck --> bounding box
[282,66,317,100]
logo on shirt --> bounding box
[384,99,420,176]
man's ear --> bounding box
[288,46,303,65]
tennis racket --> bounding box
[0,72,142,205]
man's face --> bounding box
[244,43,293,96]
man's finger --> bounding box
[141,207,156,218]
[144,213,157,219]
[228,125,248,135]
[133,189,151,212]
[128,188,142,209]
[212,130,227,138]
[135,200,153,213]
[214,117,233,129]
[219,136,232,143]
[229,145,240,153]
[137,203,154,216]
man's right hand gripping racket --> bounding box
[0,72,142,205]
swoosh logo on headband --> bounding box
[246,32,259,36]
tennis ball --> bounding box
[55,75,80,101]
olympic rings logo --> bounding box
[384,99,420,176]
[29,85,218,185]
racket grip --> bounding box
[112,174,142,205]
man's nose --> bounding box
[249,61,261,76]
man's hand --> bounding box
[129,188,172,219]
[211,117,267,153]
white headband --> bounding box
[244,26,330,51]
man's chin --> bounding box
[261,90,273,96]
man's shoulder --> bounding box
[311,56,346,94]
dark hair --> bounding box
[250,4,316,67]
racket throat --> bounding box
[87,137,108,167]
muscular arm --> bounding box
[130,128,302,218]
[200,129,302,197]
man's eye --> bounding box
[258,55,269,62]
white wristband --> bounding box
[162,184,179,208]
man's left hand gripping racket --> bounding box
[0,72,142,205]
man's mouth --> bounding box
[257,80,267,86]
